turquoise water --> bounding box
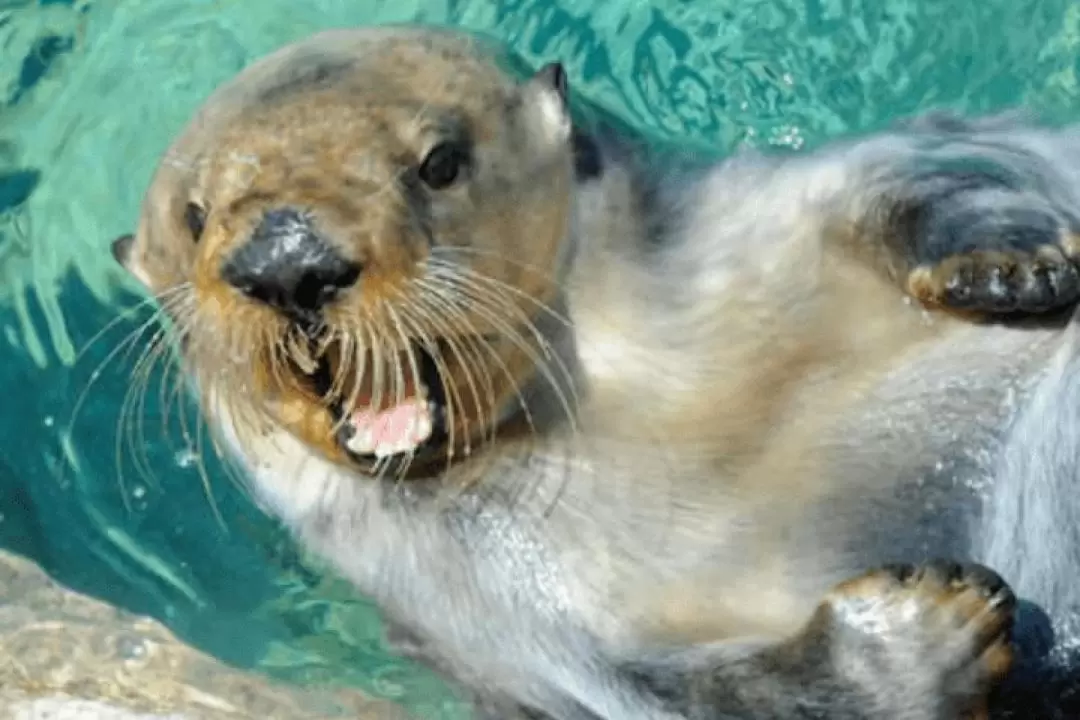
[2,0,1080,716]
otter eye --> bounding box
[418,142,469,190]
[184,202,207,242]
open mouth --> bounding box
[301,339,449,465]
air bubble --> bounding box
[115,634,149,660]
[175,448,199,468]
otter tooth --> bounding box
[345,426,377,456]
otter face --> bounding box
[111,29,576,475]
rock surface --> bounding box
[0,550,407,719]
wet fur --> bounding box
[116,27,1080,720]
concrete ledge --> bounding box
[0,551,407,719]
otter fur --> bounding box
[111,25,1080,719]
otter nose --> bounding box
[221,208,360,317]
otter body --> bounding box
[114,27,1080,719]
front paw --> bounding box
[814,560,1016,718]
[894,165,1080,314]
[906,243,1080,315]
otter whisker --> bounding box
[410,290,543,498]
[72,319,160,500]
[416,273,580,436]
[457,333,504,452]
[385,304,461,471]
[159,301,201,450]
[122,292,196,490]
[415,276,530,397]
[327,326,352,402]
[68,283,193,438]
[427,266,582,415]
[427,324,506,495]
[70,285,185,370]
[405,282,552,503]
[335,323,373,438]
[186,379,227,532]
[429,245,568,297]
[388,315,407,413]
[401,303,474,463]
[169,303,278,530]
[405,289,507,453]
[158,302,232,530]
[368,303,390,426]
[398,296,487,453]
[384,303,425,483]
[427,261,563,334]
[437,288,580,473]
[143,311,192,473]
[397,299,486,474]
[114,320,177,511]
[354,317,407,478]
[266,327,290,401]
[426,257,574,329]
[439,316,496,452]
[285,324,319,375]
[157,296,200,425]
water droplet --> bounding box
[175,448,199,468]
[115,634,148,660]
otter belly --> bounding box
[773,319,1080,658]
[556,319,1072,656]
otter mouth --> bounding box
[300,339,449,464]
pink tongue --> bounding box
[346,399,433,458]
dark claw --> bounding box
[898,164,1080,315]
[881,562,916,583]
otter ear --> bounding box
[111,232,154,288]
[521,62,572,147]
[533,63,568,105]
[111,233,135,268]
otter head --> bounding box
[110,27,577,476]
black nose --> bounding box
[221,208,361,317]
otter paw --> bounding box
[906,242,1080,314]
[820,560,1016,717]
[892,161,1080,315]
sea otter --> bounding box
[110,25,1080,719]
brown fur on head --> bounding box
[112,27,577,473]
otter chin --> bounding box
[111,23,1080,720]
